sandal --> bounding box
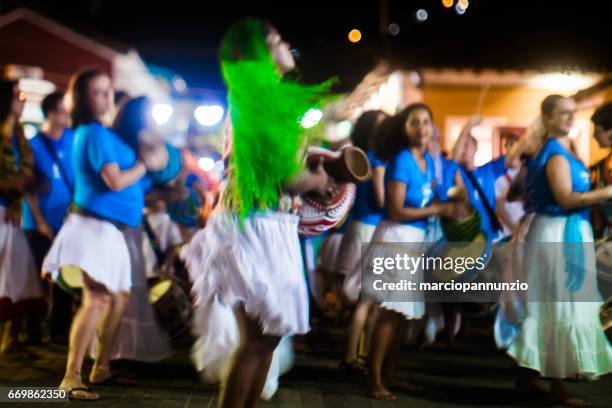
[65,386,100,401]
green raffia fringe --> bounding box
[221,19,335,219]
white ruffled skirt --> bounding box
[190,294,294,400]
[506,215,612,378]
[0,207,44,315]
[182,211,309,336]
[362,220,426,320]
[43,213,132,293]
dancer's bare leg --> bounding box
[219,306,280,408]
[550,379,590,407]
[89,291,130,383]
[383,317,422,392]
[59,273,110,400]
[362,304,380,358]
[365,308,398,400]
[344,300,372,365]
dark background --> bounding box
[1,0,609,92]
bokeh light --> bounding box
[348,29,362,43]
[442,0,454,8]
[416,9,429,22]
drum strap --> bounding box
[143,215,167,266]
[462,167,503,234]
[39,134,74,195]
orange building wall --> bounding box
[424,84,611,165]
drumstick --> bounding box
[475,83,490,116]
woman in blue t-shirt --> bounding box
[507,95,612,407]
[43,69,164,400]
[336,110,387,374]
[363,104,468,400]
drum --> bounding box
[149,277,194,346]
[56,265,84,294]
[298,146,370,237]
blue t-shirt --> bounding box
[384,148,435,230]
[460,156,506,240]
[526,139,590,220]
[22,129,75,232]
[72,122,144,228]
[352,149,386,225]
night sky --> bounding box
[2,0,610,93]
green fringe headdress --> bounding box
[220,18,334,218]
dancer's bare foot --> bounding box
[551,380,590,407]
[89,365,113,384]
[60,376,99,401]
[365,383,396,401]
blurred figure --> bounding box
[336,110,386,374]
[494,134,525,239]
[589,102,612,240]
[43,69,160,400]
[507,95,612,407]
[22,91,75,344]
[0,79,44,353]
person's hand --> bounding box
[468,115,481,128]
[312,158,339,200]
[436,202,471,220]
[38,221,55,240]
[604,185,612,201]
[4,208,20,226]
[140,144,168,171]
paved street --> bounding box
[1,330,611,408]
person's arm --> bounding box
[386,180,465,222]
[546,155,612,209]
[372,166,385,209]
[25,194,54,239]
[101,161,147,192]
[451,115,481,162]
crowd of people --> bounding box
[1,17,611,408]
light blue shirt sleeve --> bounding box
[386,149,412,185]
[86,126,119,173]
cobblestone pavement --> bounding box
[1,334,611,408]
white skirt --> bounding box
[507,215,612,378]
[190,295,294,400]
[182,211,309,336]
[0,207,44,304]
[363,220,426,320]
[43,213,132,293]
[92,225,172,362]
[336,220,377,302]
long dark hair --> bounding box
[69,68,107,128]
[350,110,385,152]
[374,103,433,162]
[0,79,18,126]
[113,96,150,151]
